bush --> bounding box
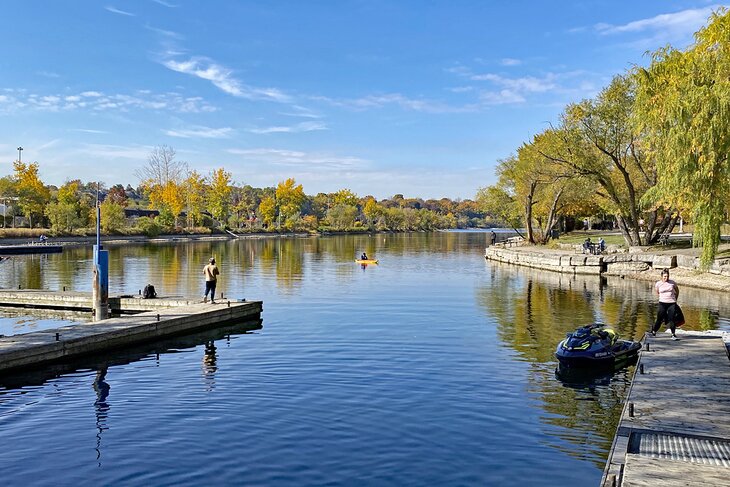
[135,217,162,237]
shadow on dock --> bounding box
[0,318,262,390]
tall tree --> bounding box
[207,168,233,226]
[137,145,188,224]
[183,171,207,227]
[275,178,306,224]
[635,8,730,268]
[540,75,668,246]
[13,161,51,228]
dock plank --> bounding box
[0,300,262,373]
[602,333,730,486]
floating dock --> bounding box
[601,333,730,486]
[0,291,262,373]
[0,244,63,255]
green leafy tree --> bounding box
[331,188,359,207]
[258,195,277,228]
[207,168,233,227]
[183,171,207,227]
[275,178,305,224]
[326,204,359,230]
[635,8,730,267]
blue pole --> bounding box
[93,194,108,320]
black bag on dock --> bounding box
[143,284,157,299]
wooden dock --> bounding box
[0,243,62,254]
[601,333,730,486]
[0,291,262,373]
[0,289,209,313]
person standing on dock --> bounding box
[203,257,220,304]
[652,268,680,340]
[490,231,497,246]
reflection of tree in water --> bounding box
[93,367,111,467]
[475,265,652,467]
[202,340,218,392]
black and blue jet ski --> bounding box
[555,323,641,368]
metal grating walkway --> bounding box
[632,432,730,467]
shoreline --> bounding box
[485,244,730,293]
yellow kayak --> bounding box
[355,259,378,265]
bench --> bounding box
[504,236,524,247]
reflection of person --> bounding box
[490,231,497,246]
[202,340,218,391]
[203,257,220,304]
[652,268,680,340]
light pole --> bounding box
[17,146,23,162]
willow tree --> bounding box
[635,8,730,268]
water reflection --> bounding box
[476,265,648,467]
[93,367,110,466]
[202,340,218,392]
[0,320,261,390]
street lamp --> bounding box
[17,146,23,162]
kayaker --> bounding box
[360,252,368,260]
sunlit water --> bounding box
[1,232,728,486]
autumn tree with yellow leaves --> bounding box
[14,161,51,228]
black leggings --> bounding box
[653,302,677,334]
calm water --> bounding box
[1,232,729,486]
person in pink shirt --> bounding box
[651,268,680,340]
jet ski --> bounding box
[555,323,641,368]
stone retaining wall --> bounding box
[484,247,730,277]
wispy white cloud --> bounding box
[280,105,322,119]
[145,25,183,39]
[165,126,234,138]
[500,58,522,66]
[595,6,718,36]
[37,139,62,151]
[0,89,216,114]
[479,90,526,105]
[161,56,291,102]
[311,93,472,113]
[36,70,61,78]
[471,73,557,93]
[71,128,109,134]
[248,121,328,134]
[448,66,570,105]
[227,148,365,170]
[151,0,178,7]
[446,86,474,93]
[105,6,135,16]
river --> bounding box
[0,232,728,485]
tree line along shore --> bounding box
[477,8,730,271]
[3,145,493,240]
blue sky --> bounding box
[0,1,724,200]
